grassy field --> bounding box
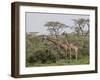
[26,33,89,67]
[26,56,89,67]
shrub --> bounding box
[27,49,57,64]
[78,48,89,59]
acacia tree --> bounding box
[72,18,89,37]
[72,18,90,47]
[44,21,68,39]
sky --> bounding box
[25,12,89,35]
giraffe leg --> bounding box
[65,49,68,59]
[75,50,78,61]
[69,48,72,62]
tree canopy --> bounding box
[44,21,68,38]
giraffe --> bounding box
[46,37,70,60]
[67,43,78,61]
[46,37,79,61]
[63,32,79,61]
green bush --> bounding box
[26,33,89,66]
[79,48,89,56]
[27,49,57,64]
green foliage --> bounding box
[27,49,57,64]
[26,32,89,67]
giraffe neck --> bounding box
[47,37,70,50]
[47,38,58,45]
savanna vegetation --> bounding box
[26,18,90,67]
